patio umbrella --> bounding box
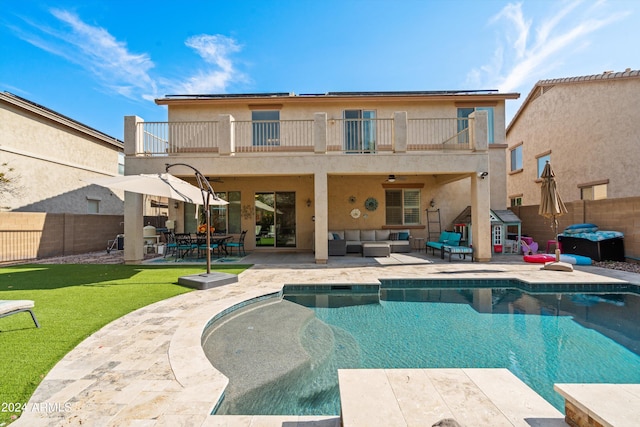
[86,173,228,205]
[539,161,567,263]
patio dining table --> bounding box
[174,233,233,259]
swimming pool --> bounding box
[203,280,640,415]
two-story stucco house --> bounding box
[0,91,124,214]
[506,69,640,207]
[124,90,519,264]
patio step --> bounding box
[338,368,567,427]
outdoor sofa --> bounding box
[328,229,412,256]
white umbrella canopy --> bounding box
[86,173,228,205]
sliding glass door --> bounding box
[344,110,376,152]
[255,192,296,248]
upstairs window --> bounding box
[510,145,523,171]
[580,183,608,200]
[537,153,551,178]
[252,110,280,146]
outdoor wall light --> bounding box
[173,202,179,208]
[430,199,435,208]
[478,171,489,179]
[306,198,312,207]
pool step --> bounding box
[338,368,567,427]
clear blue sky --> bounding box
[1,0,638,140]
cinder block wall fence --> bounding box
[0,212,124,263]
[510,196,640,262]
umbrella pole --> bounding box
[166,163,220,275]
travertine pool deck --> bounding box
[13,253,640,426]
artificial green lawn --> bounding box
[0,263,251,425]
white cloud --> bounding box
[468,1,630,94]
[171,35,246,94]
[10,9,244,101]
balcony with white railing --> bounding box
[132,113,482,157]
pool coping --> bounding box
[14,262,638,426]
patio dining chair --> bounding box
[174,233,197,260]
[226,230,247,256]
[162,231,178,258]
[197,233,220,258]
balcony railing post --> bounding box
[470,110,487,152]
[125,116,143,160]
[218,114,234,155]
[393,111,407,153]
[314,112,327,153]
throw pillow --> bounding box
[389,233,399,241]
[398,231,410,240]
[332,233,341,240]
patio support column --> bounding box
[314,112,327,153]
[123,191,144,264]
[124,115,143,156]
[471,173,491,262]
[393,111,407,153]
[470,110,488,152]
[218,114,234,155]
[314,171,328,264]
[124,115,144,264]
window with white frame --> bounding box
[457,107,495,144]
[510,145,523,171]
[510,196,523,207]
[385,189,420,225]
[580,183,608,200]
[87,198,100,214]
[537,153,551,178]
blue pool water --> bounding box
[208,286,640,415]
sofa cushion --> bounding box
[360,230,376,241]
[375,229,390,241]
[388,232,399,241]
[344,229,360,241]
[330,231,345,240]
[328,232,334,240]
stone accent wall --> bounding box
[510,196,640,261]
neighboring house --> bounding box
[0,91,124,214]
[124,90,519,263]
[506,69,640,207]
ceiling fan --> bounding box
[385,174,406,182]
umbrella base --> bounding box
[178,272,238,290]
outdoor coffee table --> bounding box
[362,242,390,257]
[441,245,474,262]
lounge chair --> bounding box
[0,300,40,328]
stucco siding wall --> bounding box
[507,78,640,205]
[0,100,123,214]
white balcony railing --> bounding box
[407,118,472,150]
[233,119,314,152]
[135,116,475,156]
